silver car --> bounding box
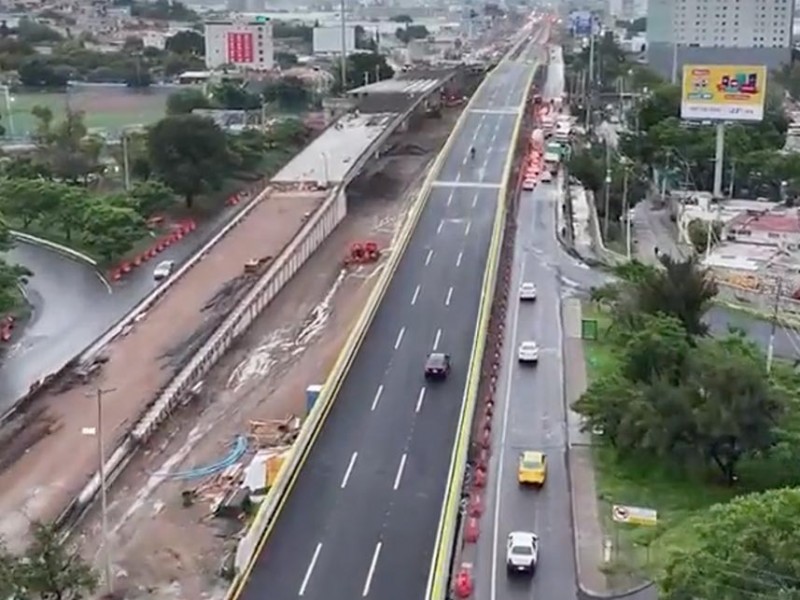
[506,531,539,574]
[153,259,175,281]
[518,341,539,363]
[519,282,537,300]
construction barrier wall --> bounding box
[61,185,348,526]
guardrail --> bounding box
[1,183,270,428]
[223,61,484,600]
[427,46,541,600]
[10,231,99,267]
[57,182,348,530]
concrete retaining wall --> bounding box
[58,185,348,528]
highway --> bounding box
[235,42,540,600]
[0,201,247,410]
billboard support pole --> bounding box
[712,122,725,199]
[340,0,347,92]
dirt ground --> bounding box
[75,108,462,600]
[0,189,323,551]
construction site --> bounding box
[69,99,468,600]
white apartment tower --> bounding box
[646,0,795,79]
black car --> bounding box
[424,352,451,379]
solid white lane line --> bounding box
[393,453,408,490]
[456,251,463,267]
[363,542,383,596]
[394,327,405,349]
[299,542,323,596]
[415,387,426,413]
[411,284,421,305]
[465,221,471,237]
[437,220,444,234]
[471,194,478,208]
[425,249,433,265]
[341,452,358,489]
[489,254,525,600]
[445,287,453,306]
[433,328,442,351]
[371,385,384,411]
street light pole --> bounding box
[121,133,130,192]
[94,387,117,596]
[623,163,631,259]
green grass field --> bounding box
[5,87,171,137]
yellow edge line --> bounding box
[225,59,505,600]
[426,57,540,600]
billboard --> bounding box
[226,31,254,63]
[680,64,767,122]
[568,10,599,36]
[313,26,356,55]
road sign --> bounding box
[612,504,658,526]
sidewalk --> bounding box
[563,298,609,596]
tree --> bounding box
[395,24,429,44]
[211,82,262,110]
[129,180,175,216]
[0,178,58,228]
[262,76,311,111]
[333,52,393,92]
[82,197,146,261]
[13,521,98,599]
[166,88,211,115]
[16,17,62,43]
[660,488,800,599]
[122,35,144,52]
[165,30,204,56]
[275,51,299,70]
[18,57,71,87]
[576,325,785,481]
[147,114,229,207]
[688,218,722,253]
[32,108,104,183]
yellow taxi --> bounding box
[517,451,547,486]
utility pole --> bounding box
[585,24,595,131]
[670,42,679,84]
[603,140,611,240]
[767,279,784,373]
[623,164,631,258]
[339,0,348,92]
[121,132,130,192]
[89,387,117,596]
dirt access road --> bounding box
[75,108,463,600]
[0,186,323,551]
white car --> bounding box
[522,178,536,191]
[540,171,552,183]
[153,259,175,281]
[519,282,537,300]
[506,531,539,575]
[518,341,539,363]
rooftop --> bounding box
[272,112,396,184]
[346,78,442,96]
[727,210,800,234]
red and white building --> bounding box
[724,209,800,248]
[204,19,274,71]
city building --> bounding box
[724,209,800,248]
[646,0,795,79]
[204,19,274,71]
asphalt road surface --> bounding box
[0,202,246,411]
[235,56,539,600]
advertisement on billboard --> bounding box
[680,64,767,122]
[568,10,599,36]
[226,31,254,63]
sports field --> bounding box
[6,85,178,138]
